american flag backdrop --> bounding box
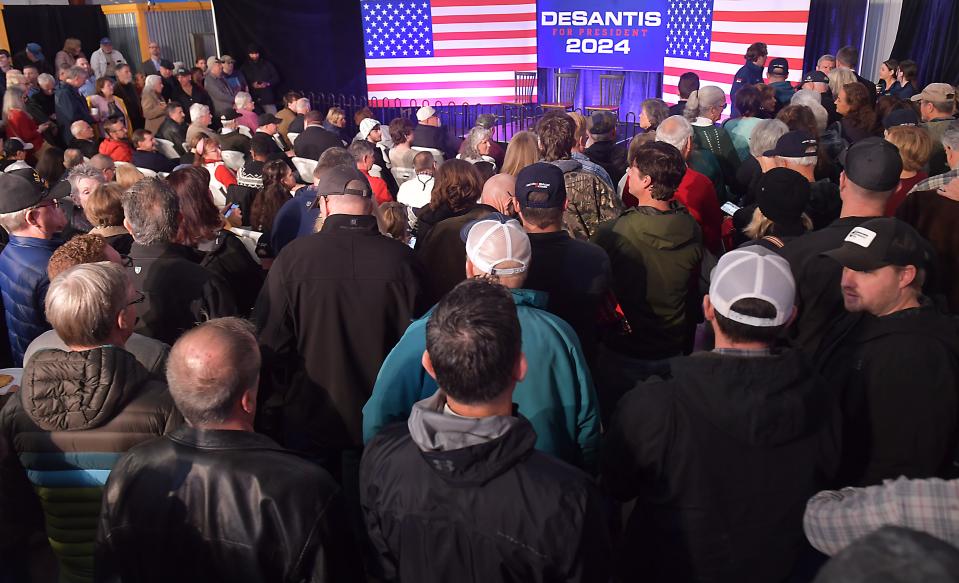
[663,0,812,114]
[363,0,537,105]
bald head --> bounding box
[166,317,260,428]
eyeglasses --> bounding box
[32,198,60,210]
[127,291,146,307]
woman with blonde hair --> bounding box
[500,130,539,176]
[826,68,857,101]
[115,164,144,189]
[883,125,932,216]
[3,85,49,152]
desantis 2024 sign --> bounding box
[537,1,667,71]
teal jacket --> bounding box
[362,288,601,470]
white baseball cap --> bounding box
[416,105,437,122]
[359,118,380,139]
[709,247,795,327]
[462,214,531,276]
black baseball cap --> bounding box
[220,110,241,122]
[763,130,818,158]
[257,113,281,126]
[756,168,811,234]
[767,57,789,76]
[315,165,372,197]
[174,67,191,77]
[589,111,616,135]
[159,59,174,70]
[514,162,566,209]
[802,70,828,84]
[247,44,261,54]
[882,108,920,129]
[839,137,903,191]
[0,173,50,213]
[823,217,932,272]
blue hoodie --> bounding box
[363,288,601,470]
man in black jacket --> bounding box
[255,164,422,469]
[836,45,878,103]
[818,217,959,487]
[294,111,343,161]
[781,138,902,354]
[240,45,280,114]
[96,317,360,582]
[156,102,189,157]
[361,277,610,583]
[602,247,840,583]
[131,130,177,173]
[122,177,236,345]
[114,64,144,131]
[411,105,459,160]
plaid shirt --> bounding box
[803,476,959,556]
[909,169,959,193]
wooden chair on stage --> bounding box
[585,74,626,116]
[541,72,580,112]
[503,71,538,135]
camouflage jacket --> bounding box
[550,158,623,240]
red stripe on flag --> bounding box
[433,29,536,40]
[711,31,807,46]
[674,53,805,72]
[368,79,517,91]
[434,46,537,56]
[367,62,536,75]
[713,10,809,23]
[662,84,731,104]
[664,68,732,85]
[432,12,535,24]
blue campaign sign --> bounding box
[537,0,668,72]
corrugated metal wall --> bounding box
[145,9,215,67]
[105,12,141,72]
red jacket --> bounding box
[6,109,43,151]
[99,138,134,163]
[363,169,392,206]
[622,167,723,255]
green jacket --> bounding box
[692,122,742,202]
[593,205,704,360]
[362,288,601,471]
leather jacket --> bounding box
[96,427,362,582]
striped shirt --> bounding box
[803,476,959,556]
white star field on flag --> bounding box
[362,1,434,59]
[665,0,714,61]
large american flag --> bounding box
[363,0,537,105]
[663,0,812,114]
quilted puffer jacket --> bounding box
[0,235,62,366]
[0,346,179,582]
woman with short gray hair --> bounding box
[141,74,167,134]
[685,85,742,198]
[458,126,495,169]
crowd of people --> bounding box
[0,33,957,583]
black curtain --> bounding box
[891,0,959,86]
[3,5,109,64]
[802,0,868,73]
[212,0,366,97]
